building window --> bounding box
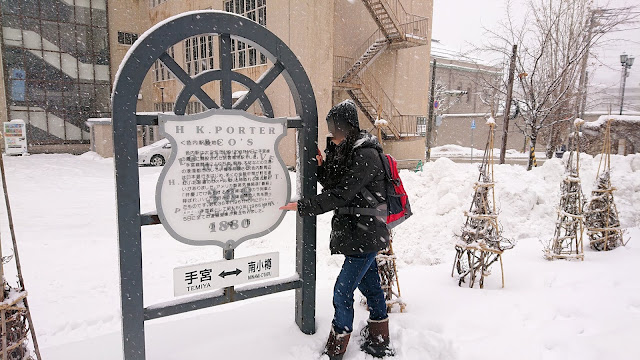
[185,35,215,75]
[149,0,169,8]
[224,0,267,68]
[186,101,205,114]
[153,46,175,82]
[118,31,139,45]
[154,102,174,113]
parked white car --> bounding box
[138,139,172,166]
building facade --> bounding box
[2,0,433,163]
[429,42,528,151]
[0,0,111,153]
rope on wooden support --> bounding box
[452,120,514,289]
[584,118,628,251]
[545,120,585,261]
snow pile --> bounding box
[583,115,640,130]
[1,153,639,359]
[486,117,496,125]
[431,145,540,159]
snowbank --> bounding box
[583,115,640,130]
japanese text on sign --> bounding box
[156,110,290,248]
[173,252,280,296]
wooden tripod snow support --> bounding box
[0,147,41,359]
[545,120,585,260]
[111,12,318,360]
[585,119,627,251]
[451,119,515,289]
[376,238,406,313]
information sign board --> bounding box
[156,109,290,249]
[173,252,279,296]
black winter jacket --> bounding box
[297,132,390,255]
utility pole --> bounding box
[160,87,165,113]
[580,71,589,118]
[500,44,517,164]
[426,59,436,161]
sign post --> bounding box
[471,119,476,163]
[111,11,318,360]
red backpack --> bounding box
[336,153,412,229]
[380,154,412,229]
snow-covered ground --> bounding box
[2,152,639,359]
[431,144,546,160]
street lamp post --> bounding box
[619,54,634,115]
[160,87,165,113]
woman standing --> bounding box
[280,100,393,359]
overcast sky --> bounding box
[432,0,640,107]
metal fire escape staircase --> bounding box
[334,0,429,139]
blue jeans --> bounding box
[332,252,388,334]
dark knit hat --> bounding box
[326,99,360,133]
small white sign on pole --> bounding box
[3,120,28,155]
[173,252,279,296]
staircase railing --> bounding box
[337,14,428,83]
[334,56,357,84]
[399,17,429,42]
[357,68,419,136]
[333,60,419,137]
[330,0,428,138]
[338,28,387,83]
[380,0,427,38]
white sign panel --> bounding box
[3,120,28,155]
[157,109,290,249]
[173,252,279,296]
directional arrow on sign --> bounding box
[218,268,242,278]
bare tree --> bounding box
[479,0,637,170]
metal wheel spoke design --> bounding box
[233,61,285,111]
[159,52,219,109]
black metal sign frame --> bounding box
[111,11,318,359]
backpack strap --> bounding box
[360,187,380,207]
[334,207,386,216]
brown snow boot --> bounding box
[360,318,394,358]
[323,327,350,360]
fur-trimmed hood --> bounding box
[354,131,383,153]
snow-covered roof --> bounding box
[583,115,640,130]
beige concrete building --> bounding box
[428,42,529,152]
[2,0,433,164]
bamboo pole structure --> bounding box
[452,119,515,288]
[585,119,627,251]
[545,119,585,260]
[0,146,41,360]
